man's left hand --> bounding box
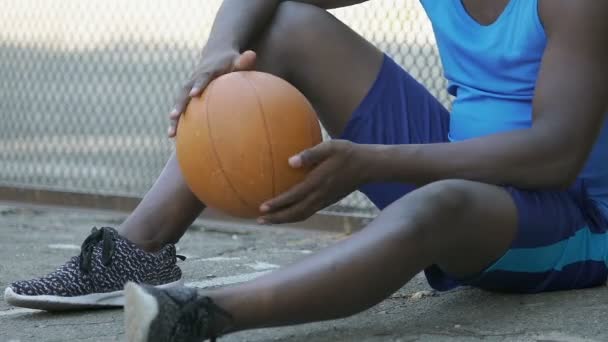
[259,140,369,224]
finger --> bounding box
[260,182,313,214]
[289,142,333,168]
[173,83,193,115]
[233,50,257,71]
[168,115,180,138]
[169,108,181,120]
[261,191,324,224]
[168,82,193,137]
[189,72,212,97]
[263,188,350,224]
[260,173,323,213]
[168,121,176,137]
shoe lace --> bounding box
[173,296,234,342]
[79,227,116,273]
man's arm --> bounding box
[366,1,608,189]
[169,0,369,136]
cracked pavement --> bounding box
[1,203,607,342]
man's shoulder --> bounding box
[538,0,608,34]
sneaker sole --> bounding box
[3,278,183,311]
[124,282,159,342]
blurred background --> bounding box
[0,0,450,219]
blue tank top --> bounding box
[419,0,608,217]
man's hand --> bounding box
[166,0,371,138]
[168,49,257,137]
[259,140,369,224]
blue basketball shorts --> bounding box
[340,54,608,293]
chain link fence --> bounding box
[0,0,449,217]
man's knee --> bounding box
[388,180,474,219]
[259,1,330,59]
[376,180,475,254]
[418,179,474,215]
[387,180,472,237]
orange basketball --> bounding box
[175,71,322,218]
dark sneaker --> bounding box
[4,227,183,311]
[124,282,232,342]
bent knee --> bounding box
[262,1,333,56]
[416,179,475,214]
[274,1,329,29]
[383,180,476,237]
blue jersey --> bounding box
[419,0,608,216]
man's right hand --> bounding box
[166,0,368,138]
[168,49,257,137]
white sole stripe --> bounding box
[3,278,183,311]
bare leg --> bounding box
[207,180,517,333]
[180,3,518,333]
[251,1,383,138]
[118,154,204,252]
[122,1,518,335]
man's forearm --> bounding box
[364,127,580,190]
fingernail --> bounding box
[260,204,270,213]
[189,87,200,96]
[167,126,174,136]
[257,218,266,225]
[289,156,301,168]
[170,108,179,116]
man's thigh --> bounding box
[252,1,384,138]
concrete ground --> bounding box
[1,203,607,342]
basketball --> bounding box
[175,71,322,218]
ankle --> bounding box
[209,301,237,337]
[133,238,165,253]
[118,228,165,252]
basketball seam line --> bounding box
[241,73,276,198]
[307,102,318,152]
[204,78,257,211]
